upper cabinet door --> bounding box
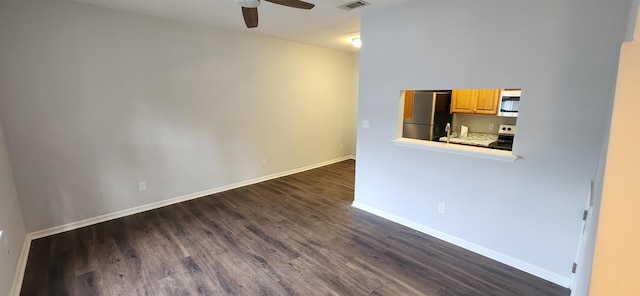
[450,89,500,115]
[450,89,477,113]
[474,89,500,115]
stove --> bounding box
[487,124,515,151]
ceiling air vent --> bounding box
[338,1,371,11]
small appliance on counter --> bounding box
[460,125,469,138]
[487,124,515,151]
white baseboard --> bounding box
[11,156,354,295]
[351,201,572,289]
[10,236,32,296]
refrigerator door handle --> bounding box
[430,92,437,126]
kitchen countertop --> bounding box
[438,132,498,147]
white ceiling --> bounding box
[74,0,410,52]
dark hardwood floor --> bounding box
[20,160,570,296]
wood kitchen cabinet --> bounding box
[450,89,476,113]
[403,90,415,119]
[475,89,501,114]
[450,89,500,115]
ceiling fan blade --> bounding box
[264,0,314,9]
[242,7,259,28]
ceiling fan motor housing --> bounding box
[235,0,260,8]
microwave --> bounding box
[498,90,521,117]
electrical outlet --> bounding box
[438,203,446,214]
[361,120,370,129]
[138,181,146,191]
[489,123,494,131]
[340,143,344,150]
[262,159,267,166]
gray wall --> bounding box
[0,120,26,295]
[0,0,357,232]
[355,0,628,282]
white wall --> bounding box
[0,120,26,296]
[354,0,629,284]
[0,0,356,232]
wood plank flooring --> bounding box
[20,160,570,296]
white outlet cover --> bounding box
[362,120,370,128]
[438,203,446,213]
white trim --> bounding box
[10,236,31,296]
[391,138,518,163]
[351,201,572,288]
[569,185,597,294]
[10,155,354,295]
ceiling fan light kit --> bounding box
[235,0,260,8]
[234,0,315,28]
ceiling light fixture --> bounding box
[352,37,362,48]
[234,0,260,8]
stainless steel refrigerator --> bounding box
[402,91,453,141]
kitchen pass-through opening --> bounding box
[400,89,520,152]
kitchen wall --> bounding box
[0,120,26,296]
[0,0,357,232]
[452,114,516,134]
[354,0,629,286]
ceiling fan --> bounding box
[234,0,315,28]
